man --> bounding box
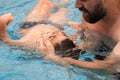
[64,0,120,73]
[40,0,120,75]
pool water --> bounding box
[0,0,116,80]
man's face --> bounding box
[75,0,107,23]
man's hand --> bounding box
[37,32,55,57]
[68,22,81,30]
[37,32,70,66]
[62,57,74,64]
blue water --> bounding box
[0,0,115,80]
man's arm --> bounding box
[63,57,114,70]
[64,42,120,71]
[63,43,120,70]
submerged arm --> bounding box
[64,57,114,70]
[64,42,120,71]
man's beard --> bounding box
[80,3,107,23]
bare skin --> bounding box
[61,0,120,73]
[0,0,73,65]
[38,0,120,73]
[1,0,120,74]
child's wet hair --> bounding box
[54,39,81,59]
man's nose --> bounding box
[75,0,83,8]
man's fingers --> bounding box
[37,37,46,52]
[37,36,55,55]
[68,22,81,29]
[45,40,55,54]
[62,57,73,64]
[41,38,55,55]
[39,37,46,47]
[42,31,56,41]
